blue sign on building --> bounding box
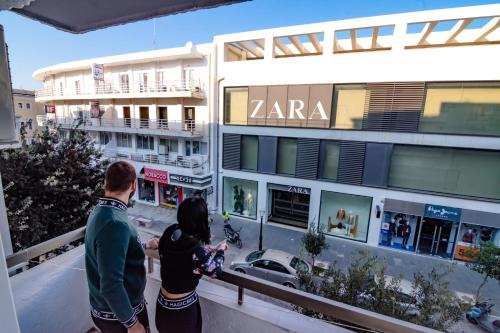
[424,204,462,223]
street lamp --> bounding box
[259,209,266,251]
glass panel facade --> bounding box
[319,191,372,242]
[241,135,258,170]
[322,141,340,180]
[454,222,500,261]
[420,84,500,136]
[379,212,420,252]
[223,177,258,219]
[136,135,154,150]
[138,178,155,203]
[224,87,248,125]
[389,145,500,200]
[117,133,132,148]
[331,85,366,129]
[277,138,297,175]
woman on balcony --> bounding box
[156,197,227,333]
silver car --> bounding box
[229,249,311,289]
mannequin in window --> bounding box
[336,208,346,229]
[462,229,475,244]
[401,220,411,249]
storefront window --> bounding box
[330,85,366,129]
[138,178,155,203]
[389,145,500,200]
[137,135,154,150]
[379,212,421,252]
[319,191,372,242]
[277,138,297,175]
[241,135,258,170]
[320,141,340,180]
[159,184,181,208]
[223,177,258,219]
[184,188,207,201]
[420,83,500,136]
[454,223,500,261]
[224,87,248,125]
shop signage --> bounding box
[170,174,193,184]
[144,168,168,184]
[424,204,462,223]
[92,63,104,81]
[288,186,310,195]
[454,245,479,262]
[45,105,56,114]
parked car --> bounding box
[229,249,311,289]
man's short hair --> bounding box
[105,161,136,193]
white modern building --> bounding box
[215,4,500,262]
[34,42,217,209]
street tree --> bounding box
[301,222,328,267]
[464,242,500,302]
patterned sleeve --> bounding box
[192,246,225,278]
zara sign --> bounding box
[246,84,333,128]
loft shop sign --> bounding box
[247,85,333,128]
[170,174,193,184]
[424,204,462,223]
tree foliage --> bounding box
[464,242,500,302]
[0,125,108,251]
[296,252,465,332]
[301,222,328,267]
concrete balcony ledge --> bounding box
[10,245,348,333]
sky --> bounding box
[0,0,497,89]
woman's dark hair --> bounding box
[177,197,210,244]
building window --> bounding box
[223,177,258,219]
[419,83,500,136]
[331,85,366,129]
[241,135,258,170]
[201,142,208,155]
[277,138,297,175]
[192,141,200,155]
[17,102,23,109]
[74,80,81,94]
[224,87,248,125]
[159,139,178,156]
[117,133,132,148]
[320,141,340,180]
[138,178,155,203]
[26,103,31,109]
[319,191,372,242]
[136,135,154,150]
[454,223,500,261]
[99,132,112,145]
[388,145,500,200]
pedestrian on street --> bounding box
[85,161,159,333]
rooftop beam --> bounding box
[371,26,380,49]
[237,41,263,58]
[475,17,500,42]
[417,21,438,45]
[307,33,323,53]
[253,39,265,51]
[226,43,245,57]
[288,35,308,54]
[349,29,358,50]
[445,18,473,43]
[274,38,293,55]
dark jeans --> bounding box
[156,291,202,333]
[91,301,150,333]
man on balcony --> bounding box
[85,161,159,333]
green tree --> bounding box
[301,222,329,267]
[0,125,108,251]
[464,242,500,302]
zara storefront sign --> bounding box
[424,204,462,223]
[144,168,168,184]
[288,186,310,195]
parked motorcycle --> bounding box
[224,222,242,249]
[466,300,500,333]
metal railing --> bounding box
[37,116,203,134]
[36,80,204,98]
[108,150,205,169]
[4,227,438,333]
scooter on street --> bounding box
[223,221,242,249]
[466,300,500,333]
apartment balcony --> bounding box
[103,149,209,175]
[5,228,436,333]
[37,115,206,138]
[35,80,205,102]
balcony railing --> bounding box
[36,80,204,98]
[4,228,438,333]
[37,115,204,135]
[107,150,207,170]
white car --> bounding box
[229,249,311,289]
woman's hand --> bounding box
[145,237,159,250]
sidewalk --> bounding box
[130,203,500,317]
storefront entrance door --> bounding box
[270,190,310,228]
[416,219,457,258]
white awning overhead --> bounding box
[7,0,248,33]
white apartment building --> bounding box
[34,42,216,209]
[215,5,500,262]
